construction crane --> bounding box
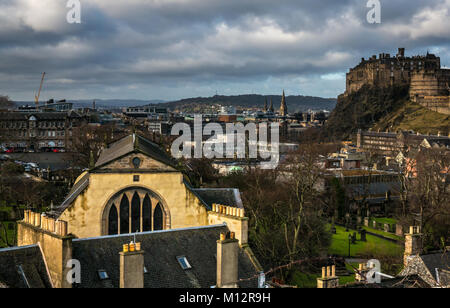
[34,72,46,109]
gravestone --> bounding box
[372,221,377,229]
[357,216,362,225]
[360,229,367,242]
[364,217,369,227]
[395,224,403,236]
[384,223,390,233]
[331,226,337,234]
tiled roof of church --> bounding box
[0,245,53,288]
[94,134,176,169]
[71,225,260,288]
[54,171,90,217]
[191,188,244,209]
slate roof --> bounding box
[0,245,52,288]
[54,171,90,218]
[71,225,260,288]
[419,252,449,282]
[0,111,77,121]
[94,134,176,169]
[191,188,244,208]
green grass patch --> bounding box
[373,100,450,135]
[328,225,402,258]
[0,221,17,248]
[372,217,397,225]
[362,226,403,242]
[287,271,319,288]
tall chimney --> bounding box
[404,226,422,267]
[216,232,239,288]
[120,242,145,288]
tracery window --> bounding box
[104,188,169,235]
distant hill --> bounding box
[161,94,336,113]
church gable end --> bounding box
[99,152,176,172]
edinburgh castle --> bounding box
[345,48,450,115]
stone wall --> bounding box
[59,170,209,239]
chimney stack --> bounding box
[216,232,239,288]
[317,265,339,288]
[120,242,145,288]
[404,226,422,267]
[355,263,370,282]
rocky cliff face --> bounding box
[322,85,409,141]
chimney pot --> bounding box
[322,267,326,279]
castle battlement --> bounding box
[345,48,450,115]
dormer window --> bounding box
[177,256,192,270]
[97,270,109,280]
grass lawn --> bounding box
[372,217,397,225]
[287,262,357,288]
[0,221,16,248]
[362,226,403,242]
[328,225,402,258]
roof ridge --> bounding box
[72,223,227,242]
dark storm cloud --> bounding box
[0,0,449,101]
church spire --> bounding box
[269,98,274,113]
[280,90,288,116]
[264,98,268,112]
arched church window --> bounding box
[143,194,152,232]
[154,203,163,231]
[120,195,130,234]
[131,192,141,233]
[106,188,169,235]
[108,204,118,235]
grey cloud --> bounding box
[0,0,449,101]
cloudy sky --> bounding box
[1,0,450,102]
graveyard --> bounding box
[328,225,403,258]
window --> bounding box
[133,175,140,182]
[97,270,109,280]
[132,157,141,168]
[106,190,168,235]
[144,266,148,274]
[177,256,192,270]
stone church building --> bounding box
[1,134,261,288]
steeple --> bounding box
[269,99,274,113]
[280,90,288,116]
[263,98,268,112]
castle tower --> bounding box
[280,90,288,116]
